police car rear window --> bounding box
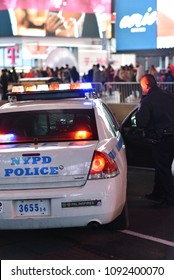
[0,109,98,144]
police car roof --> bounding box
[0,94,101,113]
[0,97,97,113]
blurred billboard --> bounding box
[116,0,174,51]
[0,0,112,38]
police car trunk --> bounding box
[0,100,98,189]
[0,99,99,190]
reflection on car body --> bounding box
[0,79,128,230]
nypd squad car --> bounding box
[0,78,128,230]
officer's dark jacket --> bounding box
[136,85,174,135]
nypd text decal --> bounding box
[4,156,59,177]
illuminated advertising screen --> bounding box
[0,0,111,38]
[157,0,174,48]
[116,0,157,51]
[116,0,174,51]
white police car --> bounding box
[0,80,128,230]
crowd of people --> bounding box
[0,64,80,100]
[1,62,174,100]
[89,62,174,84]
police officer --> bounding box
[136,74,174,206]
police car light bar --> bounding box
[8,83,96,102]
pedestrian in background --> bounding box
[136,74,174,207]
[63,64,71,83]
[105,64,115,96]
[101,65,107,85]
[70,66,80,83]
[148,65,159,81]
[93,63,102,95]
[0,69,9,100]
[87,64,96,83]
[136,61,145,82]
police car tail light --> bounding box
[88,151,119,179]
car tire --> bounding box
[104,202,129,230]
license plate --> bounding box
[15,199,50,216]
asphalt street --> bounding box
[0,167,174,260]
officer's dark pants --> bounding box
[152,135,174,204]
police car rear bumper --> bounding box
[0,177,127,230]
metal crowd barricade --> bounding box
[101,82,174,104]
[158,82,174,93]
[103,82,142,103]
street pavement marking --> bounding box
[121,229,174,247]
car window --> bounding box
[101,103,120,137]
[121,108,138,131]
[0,109,98,143]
